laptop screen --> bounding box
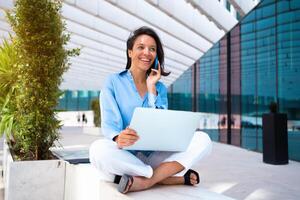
[51,148,90,164]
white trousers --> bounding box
[89,131,212,181]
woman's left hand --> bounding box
[146,62,161,94]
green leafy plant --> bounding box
[0,39,17,98]
[91,98,101,127]
[0,39,18,146]
[4,0,79,160]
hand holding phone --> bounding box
[147,56,161,93]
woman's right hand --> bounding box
[115,127,139,148]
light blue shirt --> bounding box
[100,69,168,140]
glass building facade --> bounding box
[168,0,300,161]
[168,68,193,111]
[57,90,100,111]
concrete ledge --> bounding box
[3,140,66,200]
[64,164,235,200]
[65,164,102,200]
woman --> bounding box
[89,26,212,194]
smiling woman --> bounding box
[89,26,212,194]
[128,35,157,72]
[125,26,170,77]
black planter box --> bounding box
[262,113,288,164]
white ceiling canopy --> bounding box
[0,0,258,91]
[228,0,259,17]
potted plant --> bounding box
[1,0,79,199]
[262,101,288,164]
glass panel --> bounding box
[241,22,255,34]
[242,10,255,23]
[256,17,275,30]
[68,91,78,110]
[277,8,300,161]
[277,1,290,14]
[90,91,99,97]
[57,90,100,111]
[241,34,258,150]
[231,25,242,146]
[196,43,220,141]
[277,10,300,25]
[291,0,300,9]
[262,4,275,18]
[78,91,89,110]
[71,91,78,98]
[169,68,192,111]
[198,43,220,114]
[79,91,88,97]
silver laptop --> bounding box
[124,108,200,151]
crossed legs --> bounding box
[90,131,212,193]
[122,161,184,193]
[121,161,200,193]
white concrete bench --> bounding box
[64,163,235,200]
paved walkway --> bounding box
[196,142,300,200]
[1,127,300,199]
[58,127,300,200]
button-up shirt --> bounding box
[100,69,168,141]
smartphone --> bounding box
[153,56,159,70]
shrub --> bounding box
[5,0,79,160]
[91,98,101,127]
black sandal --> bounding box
[184,169,200,185]
[117,174,134,193]
[114,175,122,184]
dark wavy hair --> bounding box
[125,26,170,76]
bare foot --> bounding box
[189,172,198,185]
[122,176,151,193]
[159,172,199,185]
